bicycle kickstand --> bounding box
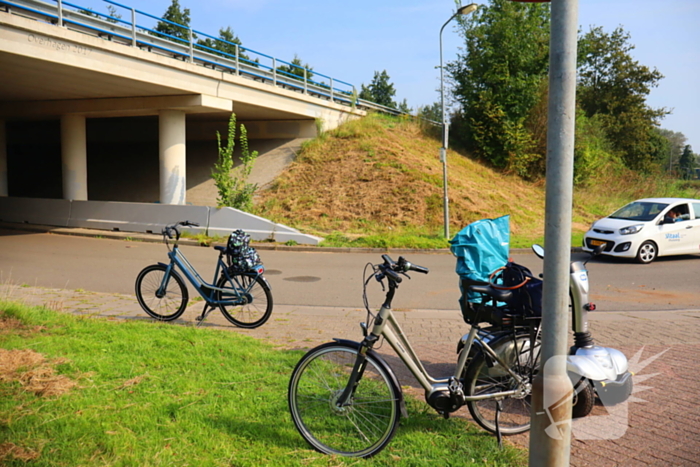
[195,302,214,326]
[495,400,503,449]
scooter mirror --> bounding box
[532,244,545,259]
[583,243,606,265]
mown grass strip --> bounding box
[0,301,526,466]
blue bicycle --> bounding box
[135,221,273,328]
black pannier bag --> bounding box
[458,261,543,325]
[492,261,543,317]
[226,229,262,272]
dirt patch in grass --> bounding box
[0,443,40,462]
[0,316,76,397]
[0,314,46,336]
[0,348,76,397]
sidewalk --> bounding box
[3,281,699,466]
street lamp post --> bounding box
[439,3,478,239]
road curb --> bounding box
[0,221,584,255]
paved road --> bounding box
[1,227,699,313]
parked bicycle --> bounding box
[135,221,273,329]
[287,254,541,458]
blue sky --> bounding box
[74,0,699,151]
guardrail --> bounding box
[0,0,403,115]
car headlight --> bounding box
[619,224,644,235]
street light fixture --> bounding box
[439,3,478,239]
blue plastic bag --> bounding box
[450,215,510,302]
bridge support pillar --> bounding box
[159,110,186,205]
[61,114,88,200]
[0,120,6,196]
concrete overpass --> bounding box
[0,0,384,207]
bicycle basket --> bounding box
[226,230,262,272]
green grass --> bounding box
[0,301,526,466]
[320,231,451,250]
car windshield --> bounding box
[609,202,668,221]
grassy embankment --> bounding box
[253,113,700,249]
[0,301,526,466]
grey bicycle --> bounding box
[135,221,273,328]
[287,254,541,457]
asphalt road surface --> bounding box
[0,228,698,312]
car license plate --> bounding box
[590,240,605,247]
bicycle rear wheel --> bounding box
[464,333,541,435]
[216,273,272,328]
[135,264,189,321]
[288,342,401,458]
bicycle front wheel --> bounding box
[288,342,401,458]
[464,333,541,435]
[135,264,189,321]
[216,273,273,328]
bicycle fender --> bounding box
[258,274,272,290]
[332,338,407,418]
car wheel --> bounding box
[636,241,657,264]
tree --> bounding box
[417,102,442,123]
[577,26,668,172]
[359,70,397,108]
[657,128,687,174]
[276,54,314,82]
[196,27,255,65]
[447,0,550,176]
[106,5,121,24]
[678,145,696,180]
[78,6,121,24]
[154,0,192,42]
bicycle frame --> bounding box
[157,244,256,307]
[356,304,529,404]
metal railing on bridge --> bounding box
[0,0,403,116]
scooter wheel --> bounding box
[572,378,595,418]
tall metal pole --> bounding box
[439,16,453,240]
[439,4,477,240]
[529,0,579,465]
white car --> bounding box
[582,197,700,264]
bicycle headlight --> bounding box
[619,224,643,235]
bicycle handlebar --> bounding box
[162,220,201,240]
[378,255,429,284]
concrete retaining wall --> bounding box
[0,197,321,245]
[208,207,322,245]
[0,197,71,226]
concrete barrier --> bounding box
[208,207,322,245]
[0,198,322,245]
[0,197,71,226]
[67,200,209,236]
